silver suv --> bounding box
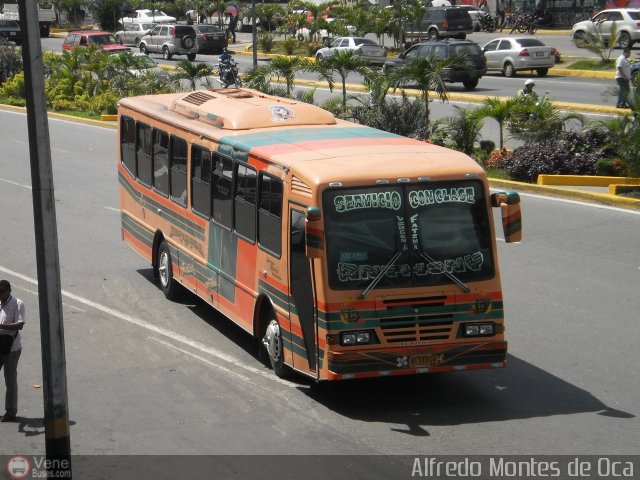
[572,8,640,49]
[139,24,197,60]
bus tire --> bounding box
[157,240,179,300]
[263,313,291,379]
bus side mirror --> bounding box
[305,206,323,258]
[491,191,522,243]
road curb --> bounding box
[489,178,640,210]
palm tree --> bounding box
[290,0,336,42]
[312,50,372,114]
[476,96,517,150]
[244,55,310,97]
[256,3,285,32]
[385,53,468,139]
[171,60,215,91]
[437,105,485,155]
[508,96,584,144]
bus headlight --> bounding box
[340,330,373,346]
[463,323,495,337]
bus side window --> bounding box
[191,145,212,219]
[153,129,169,196]
[212,154,233,228]
[258,174,282,257]
[136,122,153,187]
[169,136,188,207]
[234,163,257,242]
[120,116,137,177]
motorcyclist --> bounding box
[517,79,538,99]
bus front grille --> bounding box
[379,315,454,343]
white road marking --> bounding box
[104,207,120,213]
[0,177,32,190]
[20,287,86,312]
[0,265,294,387]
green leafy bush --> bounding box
[281,37,297,55]
[0,71,25,99]
[595,158,626,177]
[259,32,275,53]
[351,93,427,140]
[479,140,495,153]
[0,41,22,85]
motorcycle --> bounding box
[215,56,242,88]
[476,13,498,32]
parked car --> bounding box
[62,31,131,52]
[115,22,156,47]
[120,9,176,25]
[482,37,556,77]
[0,19,21,45]
[571,8,640,49]
[382,38,486,89]
[458,5,483,25]
[404,6,474,41]
[139,24,198,60]
[315,37,387,65]
[128,52,167,77]
[193,24,226,54]
[630,61,640,79]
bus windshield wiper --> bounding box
[358,251,403,300]
[419,251,470,294]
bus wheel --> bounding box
[157,241,179,300]
[263,314,291,378]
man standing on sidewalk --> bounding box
[0,280,25,422]
[615,47,632,108]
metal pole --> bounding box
[252,0,257,68]
[18,0,72,475]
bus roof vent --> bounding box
[170,88,336,130]
[182,91,217,106]
[291,176,313,197]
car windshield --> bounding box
[515,38,545,47]
[197,25,222,33]
[322,181,495,291]
[89,34,115,45]
[0,20,20,27]
[354,38,379,47]
[453,44,482,55]
[141,23,156,30]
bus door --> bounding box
[289,207,318,376]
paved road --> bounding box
[41,33,621,109]
[0,110,638,469]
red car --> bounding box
[62,31,131,52]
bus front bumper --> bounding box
[326,341,507,380]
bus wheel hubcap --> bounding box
[159,251,169,286]
[264,320,281,361]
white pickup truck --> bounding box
[0,1,56,37]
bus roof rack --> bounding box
[170,88,336,130]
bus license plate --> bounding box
[409,354,444,368]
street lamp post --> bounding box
[252,0,257,68]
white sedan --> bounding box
[315,37,387,65]
[482,37,556,77]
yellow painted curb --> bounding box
[538,174,640,186]
[0,104,117,129]
[610,184,640,194]
[489,178,640,210]
[101,114,118,121]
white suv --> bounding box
[572,8,640,49]
[139,24,197,60]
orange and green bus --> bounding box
[118,88,522,381]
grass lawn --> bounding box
[565,59,615,71]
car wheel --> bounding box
[134,37,140,46]
[162,46,172,60]
[262,313,292,379]
[187,53,196,61]
[115,34,122,44]
[316,53,323,62]
[618,32,632,50]
[139,44,148,55]
[503,62,516,77]
[573,31,586,47]
[157,240,179,300]
[462,78,479,89]
[428,29,439,40]
[182,35,195,49]
[537,67,548,77]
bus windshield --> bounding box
[323,180,495,291]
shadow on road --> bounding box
[136,268,633,432]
